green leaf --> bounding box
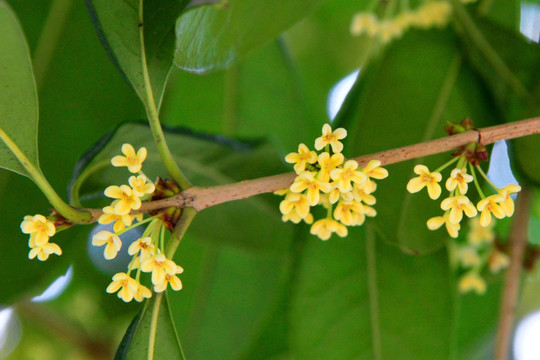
[70,122,292,252]
[174,0,324,72]
[0,1,39,177]
[115,292,184,359]
[290,227,500,359]
[336,30,496,253]
[85,0,190,108]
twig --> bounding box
[82,117,540,221]
[494,186,534,360]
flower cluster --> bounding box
[20,214,61,261]
[277,124,388,240]
[451,218,510,295]
[91,144,184,302]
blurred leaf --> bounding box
[70,122,292,252]
[336,29,496,253]
[290,227,500,359]
[115,293,184,359]
[0,2,39,177]
[174,0,324,72]
[86,0,190,108]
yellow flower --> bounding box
[28,242,62,261]
[456,246,481,267]
[282,210,314,224]
[134,283,152,302]
[279,192,310,219]
[20,215,56,247]
[363,160,388,180]
[154,265,183,293]
[92,231,122,260]
[350,13,378,36]
[333,200,364,226]
[317,152,344,182]
[104,185,142,215]
[497,184,521,217]
[111,144,147,173]
[128,175,155,197]
[330,160,367,193]
[314,124,347,153]
[106,272,139,302]
[458,272,486,295]
[445,168,473,194]
[352,185,376,205]
[310,218,348,240]
[406,165,442,200]
[427,213,460,238]
[98,206,133,233]
[289,172,332,206]
[441,195,478,224]
[141,253,178,285]
[489,250,510,273]
[476,194,505,227]
[285,143,318,173]
[128,236,156,261]
[467,217,495,245]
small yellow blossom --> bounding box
[445,168,473,194]
[457,246,481,267]
[352,185,376,205]
[412,1,452,29]
[141,253,178,285]
[128,236,156,260]
[317,152,344,182]
[363,160,388,180]
[154,265,183,293]
[285,143,318,173]
[105,185,142,215]
[310,218,348,240]
[314,124,347,153]
[128,175,155,197]
[441,195,478,224]
[330,160,367,193]
[92,231,122,260]
[111,144,147,173]
[333,201,364,226]
[28,242,62,261]
[289,172,332,206]
[98,206,133,233]
[497,184,521,217]
[489,250,510,273]
[476,194,505,227]
[467,217,495,245]
[106,272,139,302]
[282,210,314,224]
[427,213,461,238]
[134,283,152,302]
[406,165,442,200]
[350,13,378,36]
[458,272,486,295]
[279,192,311,219]
[20,215,56,247]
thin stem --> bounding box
[475,164,499,191]
[0,128,94,223]
[469,163,485,199]
[116,216,155,236]
[494,187,534,360]
[434,156,459,173]
[138,0,191,190]
[165,207,197,259]
[69,158,110,207]
[148,292,163,360]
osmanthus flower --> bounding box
[98,205,134,233]
[134,283,152,302]
[105,185,142,215]
[476,194,505,227]
[310,218,348,241]
[128,236,156,261]
[289,172,332,206]
[106,272,139,302]
[314,124,347,153]
[330,160,367,193]
[488,250,510,273]
[317,152,344,182]
[497,184,521,217]
[28,242,62,261]
[154,265,184,293]
[406,165,442,200]
[333,201,364,226]
[458,271,486,295]
[467,217,495,245]
[20,215,56,247]
[282,209,314,224]
[285,143,318,173]
[111,144,147,173]
[92,231,122,260]
[141,253,178,285]
[445,168,473,194]
[352,185,376,205]
[129,175,156,197]
[440,195,477,224]
[456,246,481,268]
[427,213,461,238]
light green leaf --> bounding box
[115,292,184,359]
[174,0,324,73]
[0,1,39,177]
[86,0,190,109]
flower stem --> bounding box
[434,156,459,173]
[165,207,197,259]
[469,163,485,199]
[475,165,499,191]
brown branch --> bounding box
[84,117,540,221]
[494,186,534,360]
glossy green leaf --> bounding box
[115,293,184,359]
[336,30,496,253]
[70,122,292,252]
[86,0,190,108]
[290,227,501,359]
[174,0,324,72]
[0,1,39,177]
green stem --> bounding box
[116,216,155,236]
[138,0,191,190]
[449,0,533,101]
[475,164,499,191]
[165,207,197,259]
[148,292,163,360]
[434,156,459,173]
[469,163,485,199]
[0,128,93,223]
